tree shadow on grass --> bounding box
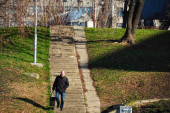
[76,40,119,44]
[101,105,118,113]
[101,104,128,113]
[89,31,170,72]
[14,97,53,111]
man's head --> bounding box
[60,71,65,77]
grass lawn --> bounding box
[85,28,170,112]
[0,27,52,112]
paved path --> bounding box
[49,25,86,113]
[74,26,101,113]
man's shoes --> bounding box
[60,108,63,111]
[57,104,59,108]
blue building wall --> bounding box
[68,7,92,26]
[141,0,170,19]
[69,7,92,21]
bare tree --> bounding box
[120,0,145,44]
[160,4,170,30]
[97,0,112,28]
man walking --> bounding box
[52,71,69,111]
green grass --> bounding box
[0,27,52,112]
[85,28,170,111]
[85,28,125,41]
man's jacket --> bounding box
[52,76,69,93]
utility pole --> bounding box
[93,0,97,28]
[31,0,43,68]
[34,0,38,63]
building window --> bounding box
[84,7,93,14]
[0,18,4,28]
[27,7,35,14]
[37,6,42,12]
[116,23,123,28]
[80,22,86,26]
[73,22,78,26]
[117,7,123,16]
[65,6,71,11]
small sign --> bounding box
[120,106,132,113]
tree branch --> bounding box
[0,0,9,6]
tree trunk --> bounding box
[102,0,110,27]
[132,0,145,36]
[97,0,112,28]
[120,0,145,44]
[120,0,136,44]
[122,0,128,28]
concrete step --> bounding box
[61,107,86,111]
[67,84,82,87]
[50,55,77,57]
[49,59,77,62]
[51,67,78,70]
[50,63,78,65]
[67,89,83,94]
[50,50,75,53]
[50,63,78,66]
[51,76,81,82]
[67,84,82,88]
[50,70,80,73]
[68,82,82,86]
[52,70,79,73]
[60,74,80,78]
[50,62,78,64]
[65,96,84,99]
[64,99,84,103]
[64,102,85,106]
[51,66,78,69]
[66,93,84,98]
[51,72,79,76]
[55,109,86,113]
[68,78,82,82]
[61,106,86,109]
[65,97,84,101]
[66,73,80,76]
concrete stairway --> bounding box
[49,25,86,113]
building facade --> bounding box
[1,0,169,29]
[61,0,125,28]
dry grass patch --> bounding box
[0,27,51,113]
[0,67,49,113]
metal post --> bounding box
[94,1,96,28]
[8,7,10,27]
[34,0,37,63]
